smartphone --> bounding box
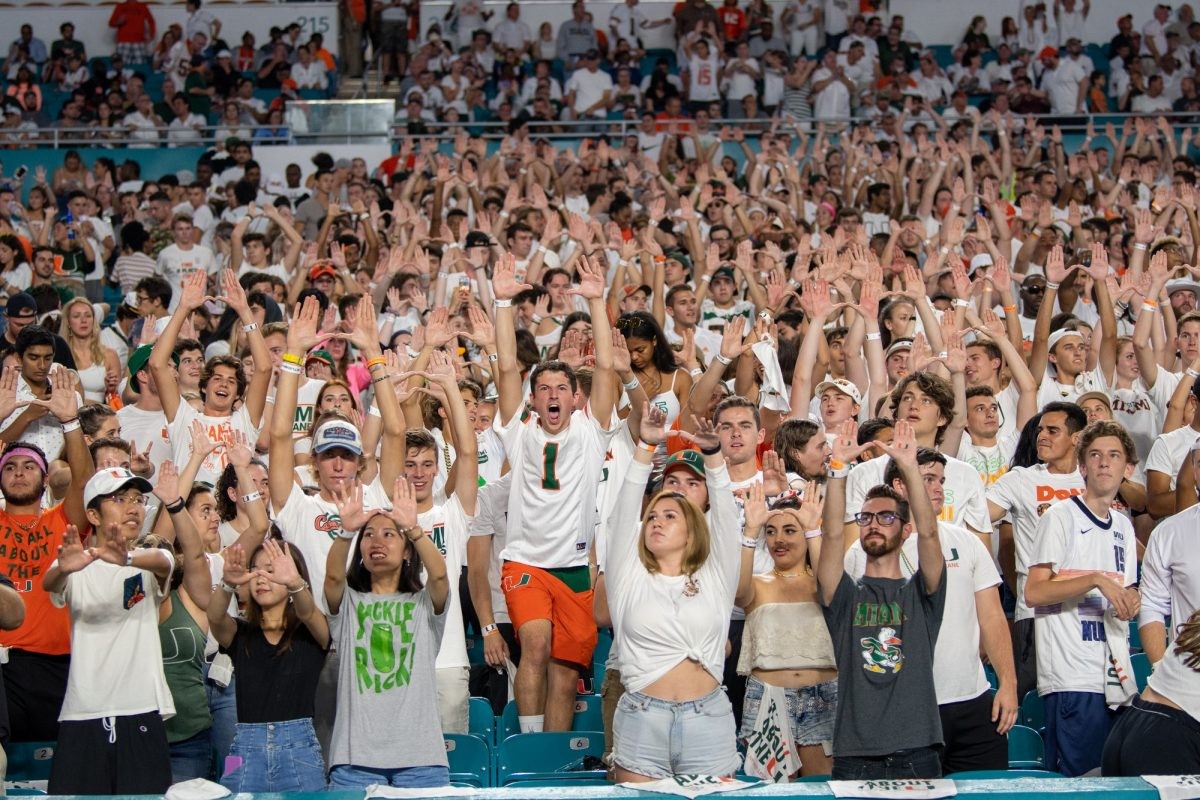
[12,166,26,181]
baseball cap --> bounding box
[1039,46,1059,60]
[306,349,334,367]
[84,467,153,508]
[662,449,705,479]
[216,49,232,59]
[308,263,337,281]
[464,230,491,248]
[335,157,352,169]
[815,378,863,406]
[127,345,153,392]
[5,292,36,318]
[886,338,913,359]
[623,284,652,298]
[969,252,994,275]
[311,419,363,456]
[712,266,736,282]
[1076,390,1112,410]
[1046,328,1083,351]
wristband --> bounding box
[1030,228,1041,238]
[483,623,499,636]
[126,551,133,567]
[829,459,846,471]
[241,322,259,333]
[287,580,310,596]
[241,491,263,504]
[1045,281,1060,290]
[1133,243,1148,251]
[1189,368,1200,380]
[741,537,760,549]
[280,362,303,375]
[865,332,881,341]
[488,352,499,362]
[623,377,640,391]
[714,353,732,365]
[61,419,81,434]
[1003,304,1017,313]
[282,352,303,365]
[499,211,510,219]
[220,580,238,593]
[689,367,703,377]
[366,356,387,369]
[338,524,358,540]
[700,442,722,456]
[939,245,950,256]
[494,298,513,308]
[953,298,969,308]
[805,529,823,540]
[1143,300,1159,312]
[531,314,544,324]
[700,274,712,283]
[165,497,186,514]
[637,440,657,453]
[827,465,850,479]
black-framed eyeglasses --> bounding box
[854,510,900,527]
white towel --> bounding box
[751,341,790,414]
[742,681,801,782]
[164,778,230,800]
[1103,607,1137,709]
[366,786,476,799]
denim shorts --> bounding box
[739,676,837,748]
[220,718,327,793]
[329,764,450,789]
[611,687,741,779]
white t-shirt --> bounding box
[156,243,217,311]
[274,480,391,614]
[845,521,999,704]
[467,474,512,624]
[687,52,721,102]
[1139,504,1200,637]
[724,57,760,101]
[564,68,613,116]
[51,554,176,720]
[1031,495,1137,695]
[1035,364,1106,409]
[986,464,1084,621]
[267,379,325,453]
[419,494,473,669]
[811,67,851,120]
[167,404,260,487]
[497,408,616,568]
[1107,366,1176,475]
[957,431,1018,488]
[116,404,171,476]
[844,453,990,533]
[1144,425,1200,491]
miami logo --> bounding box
[860,626,904,674]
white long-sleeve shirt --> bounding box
[605,457,740,694]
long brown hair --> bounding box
[241,542,314,654]
[1174,608,1200,671]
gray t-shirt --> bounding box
[822,569,947,758]
[329,586,448,770]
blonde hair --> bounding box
[638,491,710,578]
[60,297,105,367]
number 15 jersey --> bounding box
[497,407,617,570]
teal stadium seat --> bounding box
[468,696,497,745]
[1131,652,1152,691]
[5,742,54,783]
[1020,690,1044,731]
[499,695,604,740]
[1007,724,1045,769]
[444,733,492,787]
[496,731,605,785]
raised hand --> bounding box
[718,316,750,362]
[0,364,30,422]
[179,269,211,313]
[227,429,254,468]
[333,480,376,536]
[390,476,419,532]
[680,415,720,453]
[56,524,96,575]
[761,449,787,496]
[743,482,768,532]
[33,365,79,423]
[464,304,495,349]
[153,460,182,504]
[795,481,823,531]
[831,418,871,465]
[189,419,222,460]
[570,255,606,301]
[220,269,251,320]
[1044,245,1073,287]
[639,402,668,446]
[287,294,328,355]
[492,253,531,301]
[255,538,304,591]
[89,523,131,567]
[877,419,918,469]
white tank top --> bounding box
[76,362,108,403]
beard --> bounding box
[862,533,901,558]
[2,484,43,508]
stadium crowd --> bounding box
[0,0,1197,794]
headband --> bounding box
[0,446,48,476]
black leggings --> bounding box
[1102,696,1200,776]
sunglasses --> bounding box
[854,510,901,527]
[1023,285,1045,295]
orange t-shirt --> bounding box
[0,504,77,656]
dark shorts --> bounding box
[379,19,408,53]
[4,649,68,742]
[832,745,942,780]
[1044,690,1114,777]
[938,690,1008,774]
[1102,696,1200,776]
[49,710,172,795]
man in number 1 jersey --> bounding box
[491,253,618,733]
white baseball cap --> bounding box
[815,378,863,406]
[311,420,363,456]
[1046,328,1084,351]
[84,467,153,508]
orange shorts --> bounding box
[501,561,597,669]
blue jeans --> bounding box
[220,719,327,793]
[611,687,741,779]
[205,665,237,774]
[329,764,449,789]
[832,746,943,780]
[170,728,214,783]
